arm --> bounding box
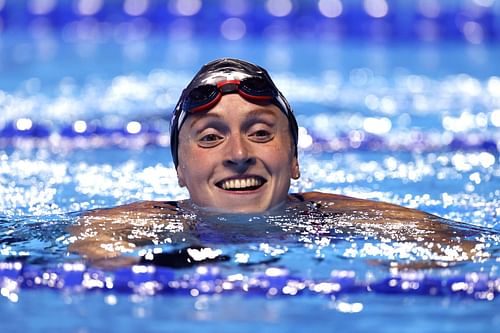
[67,200,181,267]
[291,192,488,263]
[293,191,456,232]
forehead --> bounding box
[183,94,284,126]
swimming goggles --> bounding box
[174,73,291,132]
[170,58,298,167]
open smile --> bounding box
[215,176,267,191]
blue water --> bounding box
[1,13,500,333]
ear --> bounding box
[177,166,186,187]
[291,156,300,180]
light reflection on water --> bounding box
[1,73,498,278]
[0,147,498,276]
[0,3,499,331]
[0,148,497,226]
[0,32,498,332]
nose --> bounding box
[223,135,255,172]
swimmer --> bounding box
[69,58,486,268]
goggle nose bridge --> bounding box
[217,80,241,94]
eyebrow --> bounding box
[188,113,223,129]
[245,108,279,120]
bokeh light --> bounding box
[73,120,87,133]
[126,121,142,134]
[0,1,498,227]
[462,21,484,44]
[490,109,500,127]
[170,0,202,16]
[0,6,498,331]
[123,0,149,16]
[15,118,33,131]
[0,1,498,44]
[363,0,389,18]
[74,0,103,16]
[220,17,246,40]
[266,0,293,17]
[473,0,495,7]
[28,0,57,15]
[318,0,343,18]
[417,0,441,18]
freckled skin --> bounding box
[176,94,299,213]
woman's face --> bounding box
[176,94,299,213]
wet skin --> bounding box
[68,192,488,269]
[176,94,299,213]
[68,96,488,268]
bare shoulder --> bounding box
[290,191,434,221]
[83,200,180,219]
[68,200,182,263]
[289,191,478,248]
[290,192,490,267]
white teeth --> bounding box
[220,177,262,190]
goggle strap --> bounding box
[273,94,291,116]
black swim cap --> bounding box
[170,58,299,167]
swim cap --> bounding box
[170,58,298,167]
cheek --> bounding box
[177,139,197,185]
[273,137,295,163]
[178,144,213,182]
[178,160,202,190]
[178,135,199,167]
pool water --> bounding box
[1,19,500,333]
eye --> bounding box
[198,133,224,147]
[249,129,273,142]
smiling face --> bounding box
[176,94,300,213]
